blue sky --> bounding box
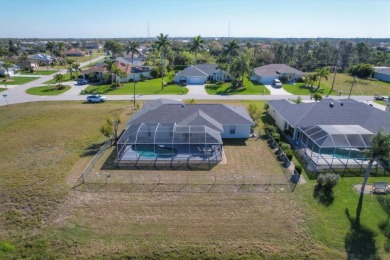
[0,0,389,38]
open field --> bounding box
[1,100,390,259]
[83,76,189,95]
[323,73,390,96]
[0,76,38,85]
[25,85,71,95]
[205,77,270,95]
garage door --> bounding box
[187,77,205,85]
[260,76,277,85]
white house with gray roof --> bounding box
[374,67,390,83]
[251,64,305,84]
[174,64,229,85]
[116,99,254,166]
[268,98,390,170]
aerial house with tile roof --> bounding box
[116,99,254,168]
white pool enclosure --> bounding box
[297,125,374,169]
[116,123,223,167]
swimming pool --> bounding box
[313,147,366,159]
[131,144,178,158]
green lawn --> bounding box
[0,76,38,85]
[83,77,189,95]
[0,88,6,92]
[25,85,71,95]
[205,77,270,95]
[323,73,390,96]
[294,175,390,259]
[374,100,389,106]
[283,82,336,95]
[18,70,57,76]
[43,73,75,84]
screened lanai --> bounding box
[298,125,373,169]
[116,123,223,166]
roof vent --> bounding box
[341,102,344,106]
[330,102,334,108]
[181,104,185,108]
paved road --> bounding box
[0,58,388,112]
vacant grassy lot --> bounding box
[1,100,390,259]
[283,83,336,95]
[18,70,57,76]
[0,76,38,85]
[323,73,390,96]
[83,77,189,95]
[26,85,71,95]
[205,77,270,95]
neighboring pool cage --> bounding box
[297,125,374,170]
[116,123,223,165]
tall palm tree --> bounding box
[155,33,171,89]
[189,35,205,65]
[72,63,81,77]
[126,41,141,65]
[228,54,251,88]
[104,60,115,84]
[315,67,330,90]
[46,41,56,57]
[65,58,76,79]
[223,39,240,63]
[360,130,390,194]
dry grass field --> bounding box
[2,100,389,259]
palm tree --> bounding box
[223,39,240,63]
[189,35,205,65]
[155,33,171,89]
[315,67,330,91]
[228,54,251,88]
[111,64,121,84]
[53,73,64,86]
[72,63,81,77]
[2,61,14,79]
[126,41,140,65]
[360,130,390,194]
[65,58,76,79]
[104,60,115,84]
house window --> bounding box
[284,121,288,130]
[229,125,236,135]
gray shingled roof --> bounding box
[128,99,254,130]
[268,99,390,133]
[253,64,305,77]
[175,64,218,77]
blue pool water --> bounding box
[131,144,177,158]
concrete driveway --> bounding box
[186,84,208,95]
[264,84,292,95]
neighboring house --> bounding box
[174,64,229,85]
[84,42,103,49]
[0,61,19,76]
[65,49,86,57]
[30,53,53,64]
[81,61,152,82]
[251,64,305,84]
[268,98,390,169]
[116,99,254,165]
[374,67,390,83]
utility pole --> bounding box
[348,75,356,99]
[133,74,136,106]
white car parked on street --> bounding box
[86,94,107,103]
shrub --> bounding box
[263,103,269,111]
[296,77,305,83]
[312,93,323,101]
[295,164,302,174]
[128,78,135,83]
[349,63,374,79]
[286,150,293,161]
[271,132,280,143]
[264,124,277,133]
[280,143,291,152]
[317,173,340,190]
